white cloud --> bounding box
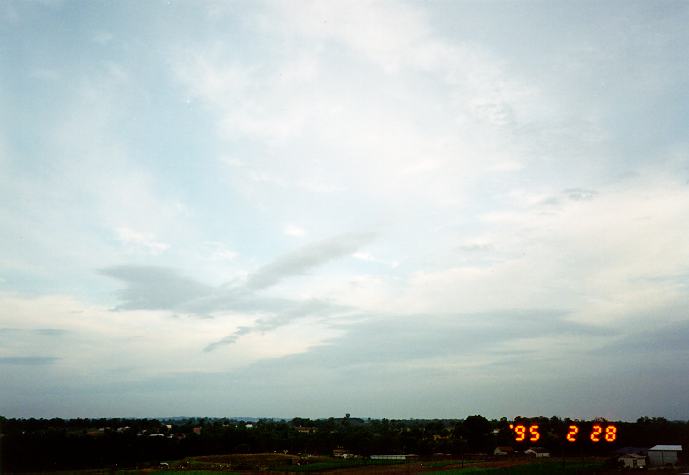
[116,227,169,255]
[0,292,339,380]
[268,0,443,73]
[173,0,544,218]
[389,176,689,328]
[202,241,238,261]
[284,224,306,237]
[352,251,398,269]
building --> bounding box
[648,445,682,466]
[296,426,317,434]
[494,446,514,456]
[618,454,646,469]
[333,448,354,458]
[524,447,550,458]
[370,455,418,461]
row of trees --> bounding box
[2,415,688,472]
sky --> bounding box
[1,0,689,421]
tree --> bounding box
[463,415,493,453]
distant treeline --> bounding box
[1,415,688,472]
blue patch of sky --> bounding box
[1,1,291,263]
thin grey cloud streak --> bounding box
[0,356,60,365]
[204,299,351,352]
[100,266,214,311]
[0,328,68,336]
[101,233,373,348]
[601,318,689,355]
[244,232,376,290]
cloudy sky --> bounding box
[1,0,689,420]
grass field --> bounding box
[8,457,609,475]
[423,460,480,469]
[426,460,605,475]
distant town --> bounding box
[1,415,686,473]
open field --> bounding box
[0,458,585,475]
[178,453,408,472]
[8,454,689,475]
[425,460,605,475]
[313,459,601,475]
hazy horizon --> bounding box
[4,414,683,423]
[2,0,689,420]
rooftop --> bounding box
[649,445,682,451]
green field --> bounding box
[427,460,605,475]
[8,457,607,475]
